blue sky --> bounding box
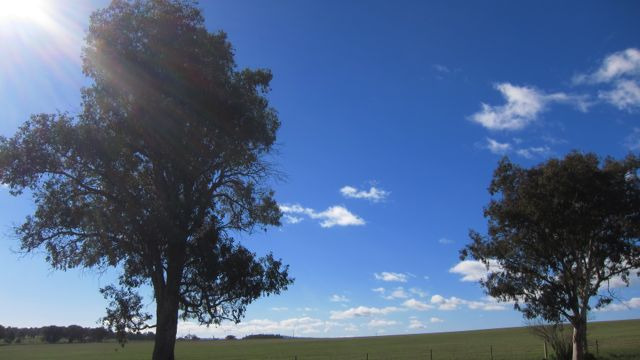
[1,0,639,338]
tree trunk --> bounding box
[152,294,180,360]
[571,319,587,360]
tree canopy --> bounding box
[0,1,292,359]
[463,152,640,360]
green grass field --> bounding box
[1,319,638,360]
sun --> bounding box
[0,0,50,23]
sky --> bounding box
[0,0,639,338]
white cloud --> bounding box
[409,287,428,298]
[575,48,640,110]
[403,298,434,311]
[297,307,317,312]
[599,79,640,111]
[575,48,640,84]
[372,287,385,294]
[279,203,365,228]
[330,294,350,303]
[516,146,551,159]
[340,185,389,202]
[344,324,359,332]
[271,307,288,312]
[449,260,502,282]
[374,272,408,283]
[471,83,588,131]
[486,138,512,154]
[329,306,402,320]
[311,206,365,228]
[382,287,408,300]
[430,294,507,311]
[408,318,426,329]
[367,319,398,328]
[430,317,444,323]
[599,267,640,289]
[597,297,640,312]
[283,214,303,224]
[177,317,340,338]
[430,295,465,310]
[466,300,507,311]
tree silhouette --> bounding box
[463,152,640,360]
[0,1,292,359]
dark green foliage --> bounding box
[3,328,15,344]
[0,1,291,359]
[88,327,109,342]
[463,152,640,360]
[65,325,86,343]
[42,326,65,344]
[100,285,153,345]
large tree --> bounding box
[462,152,640,360]
[0,1,292,359]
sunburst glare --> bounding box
[0,0,91,110]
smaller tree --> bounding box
[0,325,5,342]
[463,152,640,360]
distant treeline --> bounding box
[0,325,285,345]
[242,334,285,340]
[0,324,155,345]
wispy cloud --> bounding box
[330,294,350,303]
[574,48,640,84]
[438,237,455,245]
[596,297,640,312]
[485,138,512,154]
[283,214,303,224]
[433,64,451,73]
[600,80,640,111]
[471,83,589,131]
[449,260,502,282]
[384,287,409,300]
[374,272,409,283]
[482,138,553,160]
[367,319,398,328]
[271,307,289,312]
[178,317,341,337]
[403,298,434,311]
[574,48,640,111]
[330,306,402,320]
[430,294,507,311]
[340,185,389,202]
[516,145,551,159]
[408,318,426,329]
[279,203,365,228]
[625,129,640,151]
[430,317,444,323]
[409,287,428,298]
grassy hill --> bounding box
[1,319,638,359]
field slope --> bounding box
[0,319,638,359]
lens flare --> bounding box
[0,0,50,23]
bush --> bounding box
[528,321,572,360]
